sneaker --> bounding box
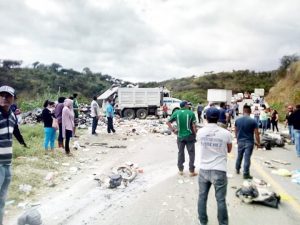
[236,169,240,174]
[243,174,253,179]
[189,172,198,177]
[178,171,184,176]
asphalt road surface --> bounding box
[6,117,300,225]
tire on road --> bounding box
[123,108,135,119]
[136,108,148,119]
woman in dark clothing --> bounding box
[42,100,56,152]
[271,109,279,132]
[54,97,66,148]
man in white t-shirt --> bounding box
[90,96,101,135]
[197,107,232,225]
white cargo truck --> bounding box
[116,87,161,119]
[254,88,265,97]
[98,86,180,119]
[207,89,232,104]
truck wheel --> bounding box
[123,109,135,119]
[136,109,148,119]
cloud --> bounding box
[0,0,300,82]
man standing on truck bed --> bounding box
[167,100,198,177]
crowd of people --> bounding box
[166,99,299,225]
[1,84,300,225]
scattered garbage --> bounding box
[44,172,57,187]
[270,159,290,165]
[260,132,285,150]
[236,179,280,208]
[291,170,300,185]
[73,141,85,150]
[94,163,140,189]
[108,174,123,188]
[19,184,32,195]
[17,208,42,225]
[271,168,292,177]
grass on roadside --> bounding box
[8,123,68,206]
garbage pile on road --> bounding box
[260,131,286,150]
[236,178,281,208]
[20,108,43,124]
[94,162,141,189]
[19,105,93,126]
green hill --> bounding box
[1,57,297,115]
[139,70,277,104]
[0,60,130,110]
[266,61,300,119]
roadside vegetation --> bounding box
[267,60,300,121]
[9,124,77,209]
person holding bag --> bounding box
[41,100,56,153]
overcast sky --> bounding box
[1,0,299,82]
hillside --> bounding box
[266,61,300,118]
[139,70,277,104]
[0,58,295,113]
[0,61,131,109]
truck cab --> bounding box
[162,97,181,115]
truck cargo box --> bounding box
[207,89,232,104]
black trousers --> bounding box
[58,123,63,144]
[65,129,72,154]
[197,112,202,123]
[92,117,98,134]
[177,139,195,172]
[271,120,279,132]
[107,117,115,133]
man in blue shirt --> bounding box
[106,99,116,134]
[197,102,203,123]
[235,105,260,179]
[218,102,228,129]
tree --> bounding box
[49,63,62,72]
[32,61,40,69]
[82,67,92,75]
[0,59,22,69]
[280,54,299,70]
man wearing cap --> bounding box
[167,100,197,176]
[235,105,260,179]
[0,85,27,224]
[197,107,232,225]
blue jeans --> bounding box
[289,125,295,143]
[0,165,12,224]
[294,129,300,157]
[198,169,228,225]
[261,120,267,134]
[44,127,56,150]
[235,141,254,175]
[254,116,259,125]
[92,117,98,134]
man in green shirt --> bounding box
[167,100,198,176]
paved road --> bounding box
[7,118,300,225]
